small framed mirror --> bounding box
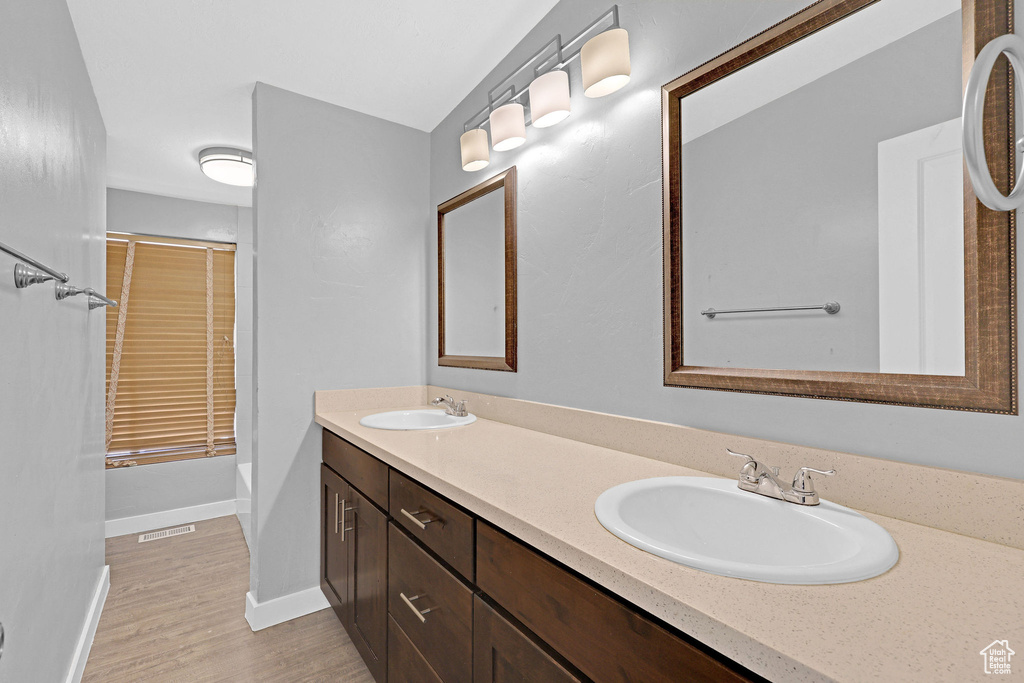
[438,166,517,372]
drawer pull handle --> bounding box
[401,508,443,530]
[337,496,355,541]
[399,592,434,623]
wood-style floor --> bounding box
[83,516,374,682]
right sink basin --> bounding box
[595,477,898,585]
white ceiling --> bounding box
[66,0,560,207]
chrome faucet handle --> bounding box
[727,449,762,478]
[431,395,468,417]
[792,467,836,493]
[727,448,755,465]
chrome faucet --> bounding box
[431,395,468,417]
[728,449,835,506]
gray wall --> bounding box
[427,0,1024,482]
[0,0,108,679]
[104,189,252,521]
[252,83,429,601]
[682,13,962,372]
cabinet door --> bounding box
[321,464,351,626]
[349,487,388,683]
[474,596,581,683]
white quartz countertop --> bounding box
[315,406,1024,683]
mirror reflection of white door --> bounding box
[878,117,965,376]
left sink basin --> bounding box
[359,409,477,431]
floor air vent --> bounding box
[139,524,195,543]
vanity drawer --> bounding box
[323,429,388,509]
[387,615,443,683]
[388,523,473,683]
[390,470,474,580]
[476,523,757,683]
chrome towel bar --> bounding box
[701,301,840,319]
[0,240,69,282]
[55,282,118,309]
[3,239,117,308]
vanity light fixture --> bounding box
[489,103,527,151]
[198,147,254,187]
[458,5,629,171]
[581,28,631,97]
[460,129,490,171]
[529,70,571,127]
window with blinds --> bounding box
[105,233,236,467]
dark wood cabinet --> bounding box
[348,487,388,683]
[320,459,388,683]
[323,429,763,683]
[473,596,581,683]
[321,464,350,621]
[388,523,473,683]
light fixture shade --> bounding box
[529,70,571,128]
[581,28,631,98]
[198,147,254,186]
[489,103,526,151]
[460,129,490,172]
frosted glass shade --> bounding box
[198,147,254,186]
[529,70,571,128]
[581,28,631,98]
[489,103,526,151]
[460,129,490,172]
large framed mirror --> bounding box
[663,0,1017,413]
[438,166,517,372]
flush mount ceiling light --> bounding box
[581,28,631,98]
[460,129,491,171]
[198,147,254,187]
[489,103,527,151]
[529,70,571,128]
[458,5,630,171]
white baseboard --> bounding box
[105,499,237,538]
[65,565,109,683]
[245,587,329,632]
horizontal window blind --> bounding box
[105,236,236,466]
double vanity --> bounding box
[314,387,1024,683]
[320,427,753,683]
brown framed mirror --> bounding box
[663,0,1016,413]
[438,166,517,372]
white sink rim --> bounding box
[359,409,477,431]
[595,476,899,585]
